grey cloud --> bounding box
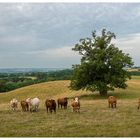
[0,3,140,67]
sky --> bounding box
[0,3,140,68]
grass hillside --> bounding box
[0,77,140,137]
[0,80,85,104]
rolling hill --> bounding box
[0,80,85,104]
[0,78,140,137]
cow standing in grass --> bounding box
[71,97,80,113]
[57,97,68,109]
[26,97,40,112]
[10,98,18,111]
[20,100,29,111]
[108,96,117,108]
[45,99,56,113]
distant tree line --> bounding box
[129,71,140,76]
[0,69,73,93]
[0,68,139,93]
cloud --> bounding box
[37,46,78,58]
[24,46,81,68]
[0,3,140,67]
[115,33,140,66]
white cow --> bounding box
[26,97,40,112]
[10,98,18,111]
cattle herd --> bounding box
[10,97,80,113]
[9,96,140,113]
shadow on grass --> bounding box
[68,91,140,100]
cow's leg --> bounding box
[50,108,52,113]
[35,105,38,112]
[27,105,29,111]
[54,108,56,114]
[58,103,59,109]
[73,107,74,112]
[78,108,80,113]
[111,104,113,108]
[114,103,116,108]
[138,105,139,109]
[28,106,31,112]
[34,106,36,112]
[108,103,110,108]
[71,107,73,112]
[77,107,79,113]
[74,107,76,112]
[30,106,32,112]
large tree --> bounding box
[70,29,134,96]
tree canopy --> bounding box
[70,29,134,96]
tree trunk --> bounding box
[99,90,107,96]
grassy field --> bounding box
[0,77,140,137]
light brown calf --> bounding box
[108,96,117,108]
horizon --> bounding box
[0,66,140,69]
[0,67,70,69]
[0,67,70,73]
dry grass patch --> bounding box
[0,79,140,137]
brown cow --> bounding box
[45,99,56,113]
[57,97,68,109]
[71,97,80,113]
[137,98,140,109]
[20,100,29,112]
[108,96,117,108]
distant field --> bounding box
[127,68,140,72]
[0,76,140,137]
[24,76,37,80]
[132,76,140,79]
